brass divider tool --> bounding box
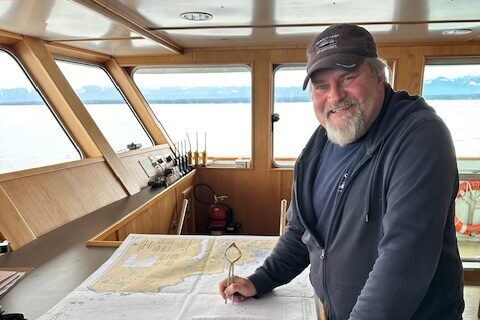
[224,242,242,304]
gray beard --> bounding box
[325,109,366,146]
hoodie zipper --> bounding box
[337,172,349,193]
[294,178,330,313]
[320,152,374,317]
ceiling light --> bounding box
[442,29,472,36]
[180,12,213,21]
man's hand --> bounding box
[218,276,257,302]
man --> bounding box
[219,24,464,319]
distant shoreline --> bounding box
[1,94,480,105]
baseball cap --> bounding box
[302,24,377,90]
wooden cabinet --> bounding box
[87,170,196,247]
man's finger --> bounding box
[224,282,241,296]
[232,293,245,302]
[218,279,228,298]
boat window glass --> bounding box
[0,50,81,174]
[56,60,153,152]
[422,60,480,174]
[133,66,252,163]
[423,58,480,262]
[272,65,316,167]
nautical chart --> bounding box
[38,234,316,320]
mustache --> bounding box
[324,99,359,116]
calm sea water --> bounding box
[152,100,480,158]
[0,100,479,173]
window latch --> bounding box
[271,113,280,131]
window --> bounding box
[0,50,80,174]
[422,59,480,174]
[273,66,317,166]
[422,58,480,262]
[133,67,252,161]
[56,60,153,152]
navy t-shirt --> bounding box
[312,140,362,245]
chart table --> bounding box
[37,234,317,320]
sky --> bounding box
[0,52,114,89]
[0,52,32,89]
[56,60,113,89]
[134,69,253,88]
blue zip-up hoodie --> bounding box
[249,84,464,319]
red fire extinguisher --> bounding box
[194,184,240,235]
[208,195,229,235]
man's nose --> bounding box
[328,83,346,103]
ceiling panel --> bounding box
[114,0,256,28]
[160,23,480,49]
[0,0,136,40]
[272,0,480,25]
[114,0,480,29]
[272,0,399,25]
[376,24,480,43]
[425,0,480,20]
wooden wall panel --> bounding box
[0,185,36,249]
[280,170,294,203]
[1,162,127,237]
[251,51,272,170]
[116,209,143,240]
[103,232,118,242]
[116,49,253,66]
[46,42,111,64]
[0,29,23,46]
[88,171,197,245]
[111,186,176,240]
[115,189,176,240]
[120,156,149,189]
[0,158,105,183]
[174,171,197,234]
[195,168,281,235]
[180,185,195,234]
[393,50,424,95]
[115,172,197,240]
[234,170,281,235]
[153,194,177,233]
